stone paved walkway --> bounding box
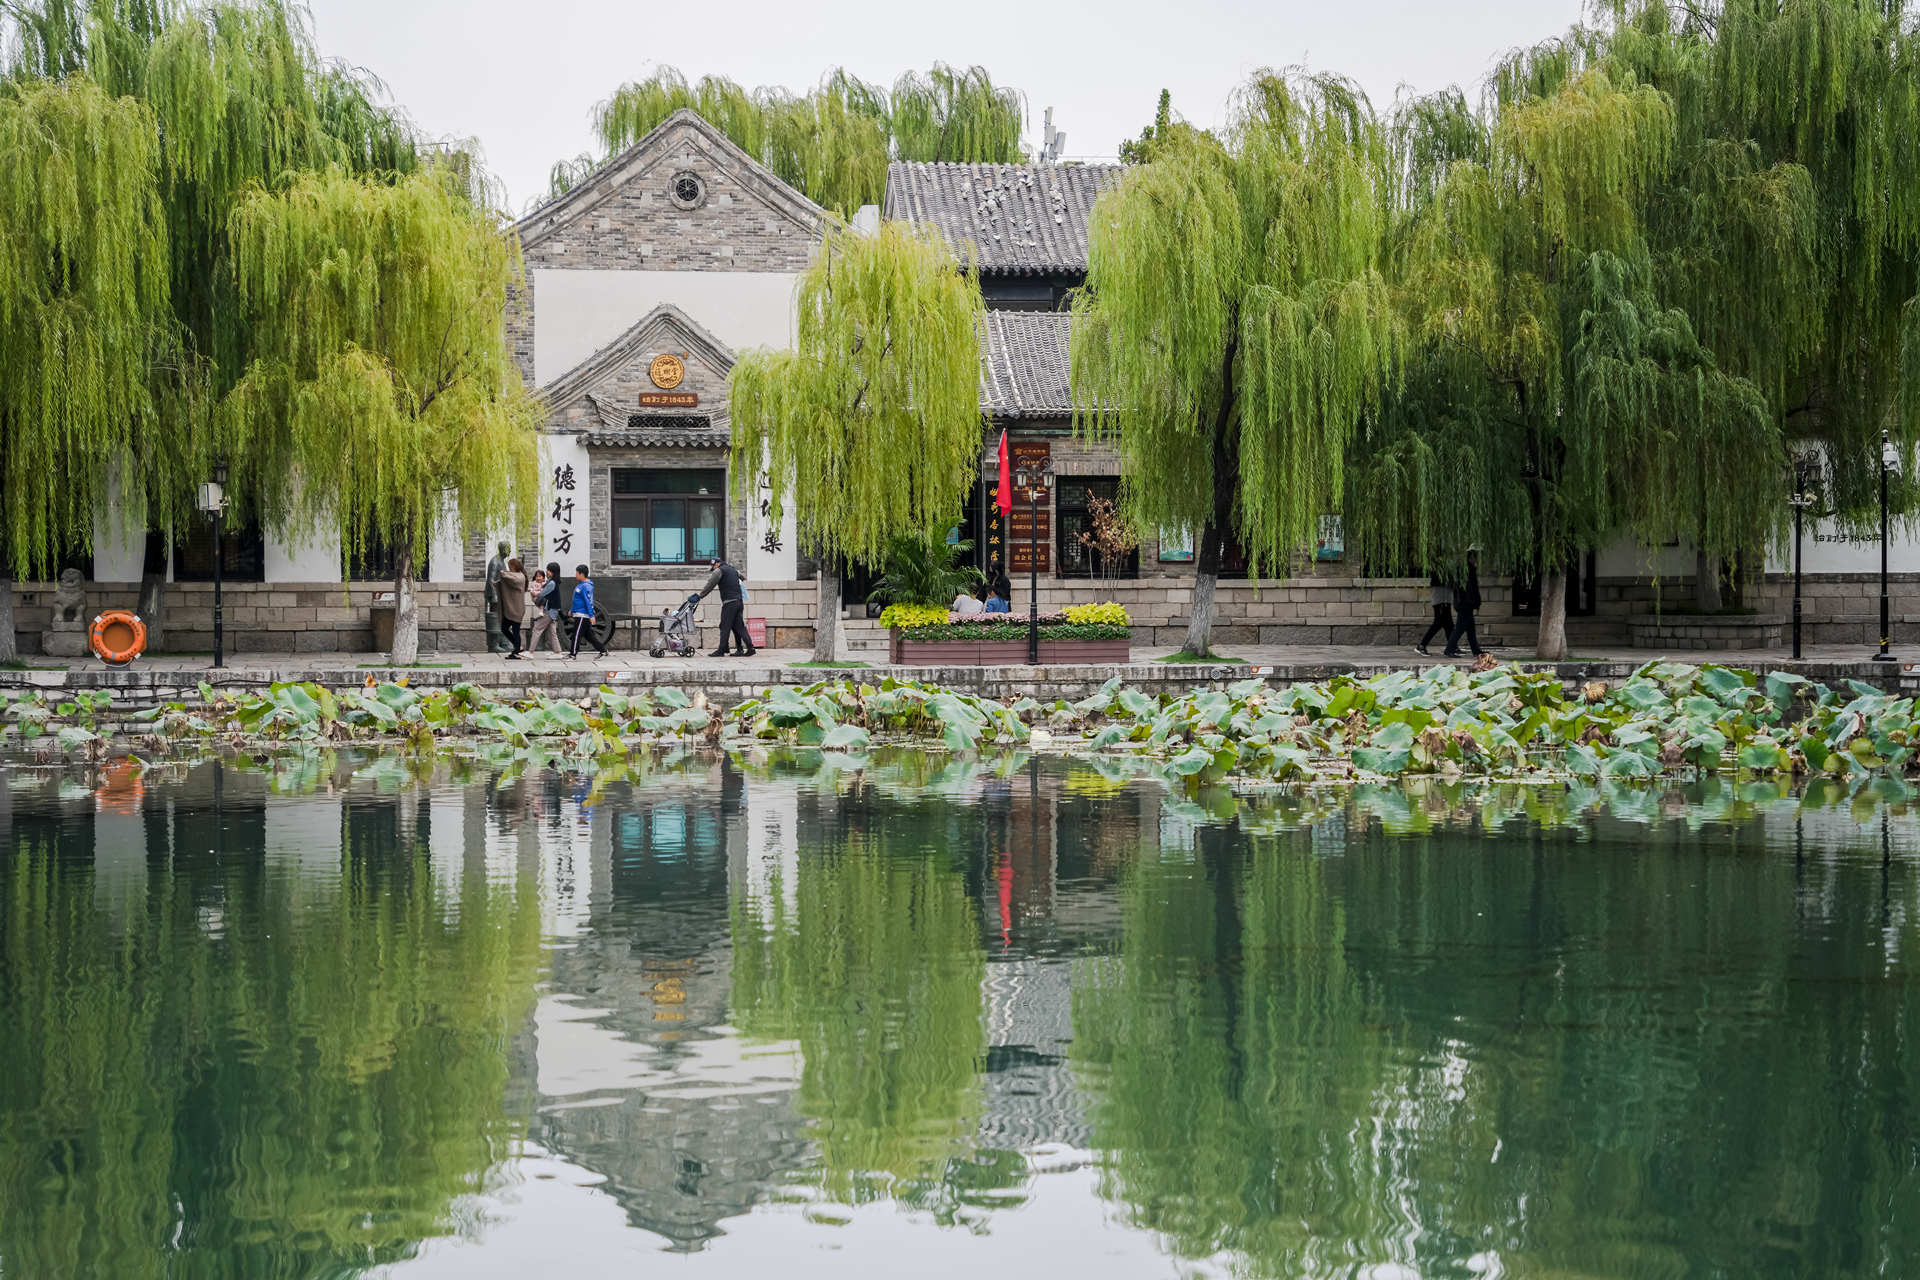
[15,639,1919,677]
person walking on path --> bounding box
[526,569,562,656]
[1444,550,1487,658]
[565,564,607,660]
[694,557,755,657]
[498,557,529,659]
[1415,575,1454,656]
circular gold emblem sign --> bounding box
[648,353,686,390]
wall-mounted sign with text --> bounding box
[648,353,686,389]
[638,392,698,407]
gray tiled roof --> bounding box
[886,162,1124,275]
[981,312,1073,419]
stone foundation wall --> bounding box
[8,582,489,656]
[21,570,1920,655]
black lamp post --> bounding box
[1014,460,1053,665]
[1789,449,1821,661]
[199,461,228,669]
[1875,427,1899,662]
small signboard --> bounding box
[639,392,698,407]
[748,617,768,648]
[372,591,395,603]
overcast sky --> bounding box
[302,0,1590,214]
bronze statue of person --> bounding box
[484,541,512,654]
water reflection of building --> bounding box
[506,760,812,1252]
[981,958,1088,1151]
[971,766,1162,1154]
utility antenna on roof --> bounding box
[1039,108,1067,163]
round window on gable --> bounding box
[669,171,706,210]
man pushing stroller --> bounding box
[691,557,756,658]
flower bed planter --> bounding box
[1038,639,1131,664]
[890,628,1129,665]
[890,637,1031,665]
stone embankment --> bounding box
[4,654,1918,729]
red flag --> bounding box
[996,430,1012,515]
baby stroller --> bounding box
[649,596,702,658]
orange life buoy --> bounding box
[89,610,147,666]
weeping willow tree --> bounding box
[0,0,421,654]
[220,166,541,662]
[1071,71,1402,658]
[0,75,187,660]
[577,62,1025,217]
[1597,0,1920,549]
[1348,49,1781,658]
[729,222,984,662]
[888,63,1024,163]
[758,72,891,219]
[6,0,420,404]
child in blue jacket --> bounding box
[566,564,607,659]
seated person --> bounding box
[952,585,985,614]
[983,583,1011,614]
[988,560,1014,607]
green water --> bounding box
[1,755,1916,1279]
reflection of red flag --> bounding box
[996,430,1012,515]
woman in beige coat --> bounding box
[499,557,529,659]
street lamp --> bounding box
[1012,459,1054,665]
[1788,449,1821,661]
[1875,427,1900,662]
[197,461,228,669]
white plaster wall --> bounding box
[532,269,799,385]
[266,527,341,584]
[1764,518,1920,574]
[743,457,798,581]
[429,493,465,583]
[1594,537,1697,579]
[541,434,590,569]
[91,457,146,583]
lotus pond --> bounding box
[2,746,1917,1279]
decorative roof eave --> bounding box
[582,431,732,449]
[542,301,736,420]
[516,108,827,252]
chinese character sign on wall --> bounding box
[544,437,589,567]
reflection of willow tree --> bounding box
[1072,838,1409,1275]
[731,824,991,1208]
[1076,816,1920,1276]
[0,805,544,1278]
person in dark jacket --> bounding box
[988,559,1013,609]
[1444,550,1487,658]
[1415,575,1454,657]
[694,557,755,657]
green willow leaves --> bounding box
[578,62,1025,216]
[0,0,423,578]
[0,76,175,581]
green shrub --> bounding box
[866,529,982,607]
